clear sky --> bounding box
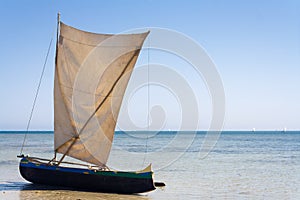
[0,0,299,131]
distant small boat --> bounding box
[283,127,287,132]
[18,13,163,194]
[252,128,256,132]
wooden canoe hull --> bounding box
[19,158,156,194]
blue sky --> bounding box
[0,0,299,130]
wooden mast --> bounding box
[53,12,60,162]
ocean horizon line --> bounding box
[0,130,299,134]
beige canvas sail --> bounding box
[54,22,149,166]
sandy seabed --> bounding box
[1,190,154,200]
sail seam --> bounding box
[58,83,124,97]
[61,44,74,87]
[61,35,140,48]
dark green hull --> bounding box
[19,158,156,194]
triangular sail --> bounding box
[54,22,149,166]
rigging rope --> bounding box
[19,36,54,156]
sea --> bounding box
[0,131,299,199]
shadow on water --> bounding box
[0,182,26,191]
[1,182,150,199]
[0,181,72,191]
